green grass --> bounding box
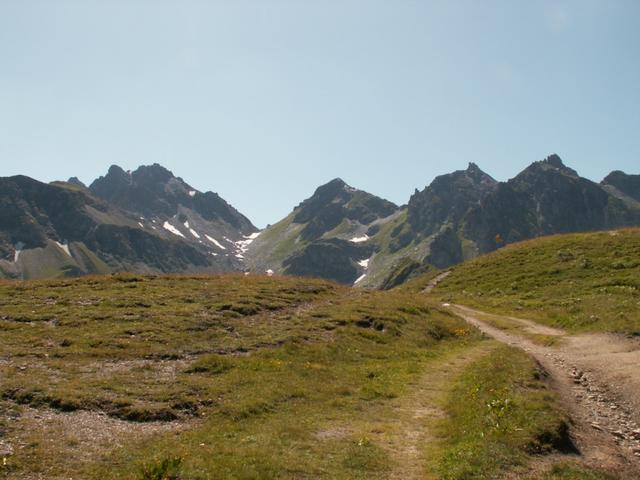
[72,242,113,275]
[0,274,341,421]
[526,462,616,480]
[18,241,80,279]
[89,291,472,479]
[542,462,616,480]
[433,344,612,480]
[322,218,358,238]
[380,257,433,290]
[356,209,438,288]
[370,209,409,253]
[432,229,640,334]
[0,273,617,479]
[244,212,306,270]
[0,273,477,478]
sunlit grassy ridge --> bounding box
[433,228,640,334]
[0,273,615,479]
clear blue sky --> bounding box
[1,1,639,227]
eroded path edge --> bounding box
[447,304,640,478]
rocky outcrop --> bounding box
[408,163,497,236]
[0,169,251,279]
[282,239,374,284]
[250,155,640,287]
[462,155,640,253]
[292,178,397,241]
[245,178,398,284]
[90,164,255,233]
[2,155,639,285]
[602,171,640,204]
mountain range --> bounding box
[1,154,639,285]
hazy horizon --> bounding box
[1,1,639,227]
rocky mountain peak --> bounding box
[107,164,132,182]
[89,163,181,217]
[3,154,640,286]
[94,164,177,194]
[466,162,482,175]
[605,170,626,179]
[463,154,640,256]
[466,162,497,185]
[131,163,174,185]
[327,177,348,188]
[407,163,497,235]
[545,153,564,168]
[67,177,87,189]
[87,164,256,235]
[89,165,132,201]
[291,178,397,241]
[602,170,640,203]
[309,178,350,202]
[293,179,351,223]
[522,154,579,178]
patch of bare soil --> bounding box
[563,334,640,427]
[422,271,451,294]
[3,406,190,480]
[449,304,640,479]
[496,311,566,337]
[0,356,196,479]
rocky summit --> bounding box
[244,177,399,285]
[601,170,640,205]
[1,154,639,284]
[246,154,640,287]
[0,165,257,280]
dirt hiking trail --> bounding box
[384,343,496,480]
[447,304,640,478]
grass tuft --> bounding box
[139,456,182,480]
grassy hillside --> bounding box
[433,228,640,334]
[0,274,612,479]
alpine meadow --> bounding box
[2,2,640,479]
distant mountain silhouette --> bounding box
[1,155,638,284]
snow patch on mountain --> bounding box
[354,274,367,285]
[350,235,369,243]
[205,235,226,250]
[55,241,71,257]
[14,242,25,262]
[235,232,261,255]
[163,221,185,238]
